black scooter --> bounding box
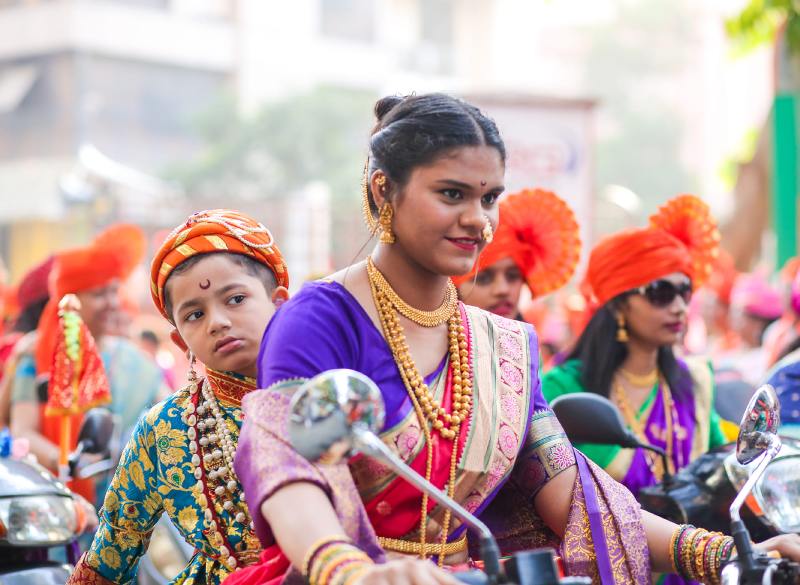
[552,386,800,585]
[0,408,113,584]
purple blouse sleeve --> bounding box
[511,324,576,497]
[257,282,359,389]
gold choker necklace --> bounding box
[620,368,659,388]
[366,257,457,328]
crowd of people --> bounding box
[1,93,800,585]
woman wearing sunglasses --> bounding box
[542,195,728,500]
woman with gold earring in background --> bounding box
[542,195,728,502]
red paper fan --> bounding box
[649,194,720,289]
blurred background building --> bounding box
[0,0,790,287]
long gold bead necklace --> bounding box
[366,258,473,566]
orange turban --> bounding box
[150,209,289,320]
[453,189,581,298]
[93,223,146,281]
[35,245,126,374]
[584,194,720,308]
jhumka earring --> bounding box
[616,313,629,343]
[361,164,378,233]
[379,203,395,244]
[482,218,494,243]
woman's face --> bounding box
[373,145,505,277]
[620,272,691,350]
[457,257,524,319]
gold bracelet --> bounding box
[695,532,712,580]
[317,551,373,585]
[330,561,373,585]
[311,544,360,584]
[669,525,685,574]
[683,528,706,580]
[302,535,352,577]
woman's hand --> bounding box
[755,534,800,561]
[354,558,463,585]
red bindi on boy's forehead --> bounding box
[199,279,211,290]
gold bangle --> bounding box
[302,535,352,577]
[317,552,373,585]
[695,532,712,580]
[668,525,684,574]
[683,528,705,580]
[311,544,357,584]
[330,561,373,585]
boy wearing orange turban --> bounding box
[68,210,290,585]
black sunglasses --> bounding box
[631,279,692,308]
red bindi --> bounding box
[480,180,487,186]
[199,279,211,290]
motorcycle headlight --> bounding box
[0,495,78,545]
[754,455,800,533]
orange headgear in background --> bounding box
[453,189,581,298]
[583,194,720,309]
[150,209,289,321]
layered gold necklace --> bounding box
[366,257,472,564]
[612,372,675,480]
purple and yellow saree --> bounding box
[232,281,651,585]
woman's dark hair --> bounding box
[365,93,506,218]
[14,297,49,333]
[565,297,690,400]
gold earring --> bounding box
[482,218,494,243]
[616,313,629,343]
[361,163,378,233]
[379,203,395,244]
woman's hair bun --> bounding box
[374,95,405,123]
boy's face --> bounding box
[168,254,278,378]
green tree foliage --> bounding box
[168,86,376,202]
[725,0,800,56]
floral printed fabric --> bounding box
[74,385,260,585]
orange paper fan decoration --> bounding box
[507,189,581,296]
[455,188,581,296]
[649,194,720,289]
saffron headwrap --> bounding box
[453,189,581,298]
[94,223,147,280]
[150,209,289,320]
[584,194,720,308]
[35,244,129,374]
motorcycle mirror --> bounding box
[288,369,385,464]
[76,408,114,454]
[550,393,639,448]
[736,384,781,465]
